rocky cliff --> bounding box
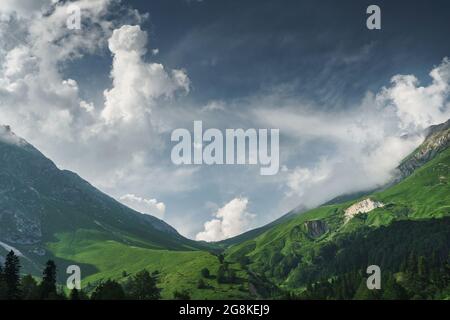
[344,198,384,222]
[397,119,450,179]
[304,220,328,238]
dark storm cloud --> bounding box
[128,0,450,109]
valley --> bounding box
[0,119,449,299]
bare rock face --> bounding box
[0,209,42,245]
[304,220,328,238]
[344,198,384,222]
[0,132,44,245]
[397,119,450,179]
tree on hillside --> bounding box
[0,265,7,299]
[197,278,207,289]
[381,275,408,300]
[4,250,21,299]
[70,288,80,300]
[228,269,237,283]
[201,267,210,278]
[40,260,57,299]
[217,265,227,284]
[353,281,381,300]
[21,275,40,300]
[69,288,89,300]
[124,269,161,300]
[91,279,125,300]
[173,289,191,300]
[417,256,427,278]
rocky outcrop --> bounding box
[344,198,384,222]
[304,220,328,238]
[397,119,450,179]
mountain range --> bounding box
[0,119,449,299]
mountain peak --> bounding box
[424,118,450,139]
[397,118,450,179]
[0,128,204,269]
[0,125,27,147]
[1,124,11,132]
[0,124,12,138]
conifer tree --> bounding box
[21,275,40,300]
[40,260,57,299]
[0,265,7,300]
[125,269,160,300]
[417,256,427,277]
[91,279,125,300]
[70,288,80,300]
[381,274,408,300]
[4,250,21,300]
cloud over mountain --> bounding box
[196,197,256,242]
[119,194,166,219]
[0,1,196,217]
[255,58,450,209]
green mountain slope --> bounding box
[224,120,450,298]
[0,126,191,247]
[217,206,307,248]
[1,118,449,300]
[47,229,249,299]
[0,126,250,298]
[221,119,449,249]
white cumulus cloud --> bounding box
[377,57,450,131]
[102,25,190,124]
[196,197,256,242]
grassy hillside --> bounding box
[0,132,212,268]
[0,129,234,298]
[39,143,448,299]
[216,206,306,248]
[225,146,450,297]
[46,229,250,299]
[4,122,448,299]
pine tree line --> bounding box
[0,251,61,300]
[0,250,162,300]
[297,252,450,300]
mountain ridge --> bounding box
[1,119,449,299]
[223,119,450,298]
[221,119,450,249]
[0,125,210,267]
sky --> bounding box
[0,0,450,240]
